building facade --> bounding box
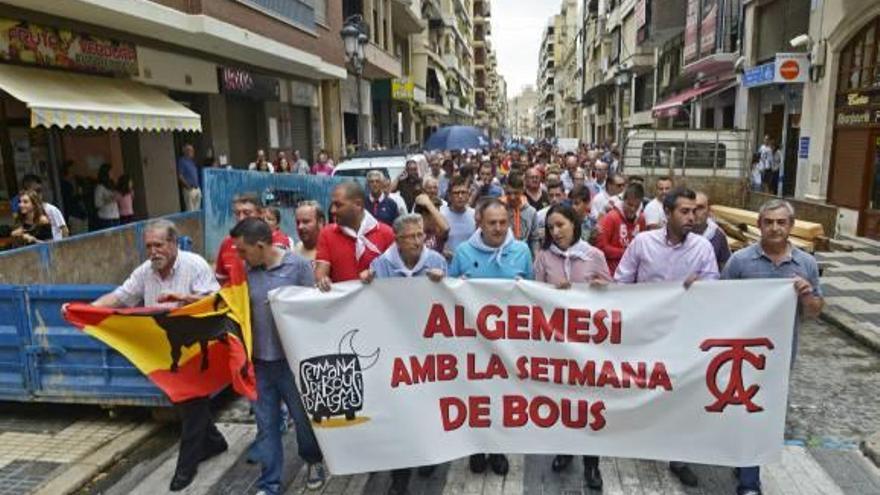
[508,86,539,139]
[0,0,346,223]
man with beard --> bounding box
[293,201,325,261]
[524,167,549,211]
[613,187,718,489]
[315,182,396,290]
[91,220,223,491]
[643,176,673,230]
[596,182,647,274]
[693,191,731,270]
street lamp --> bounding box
[341,15,369,151]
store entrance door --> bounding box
[861,133,880,239]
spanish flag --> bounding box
[63,275,256,403]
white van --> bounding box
[332,150,428,180]
[622,129,751,179]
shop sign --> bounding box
[773,53,808,84]
[392,78,415,101]
[699,2,718,57]
[684,0,699,64]
[219,67,279,100]
[0,17,137,75]
[798,137,810,160]
[835,109,880,127]
[743,62,775,88]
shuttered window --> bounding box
[828,129,870,209]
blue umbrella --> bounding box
[424,126,489,151]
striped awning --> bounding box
[0,64,202,132]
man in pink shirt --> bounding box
[613,186,718,488]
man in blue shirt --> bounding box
[722,199,824,495]
[366,170,400,226]
[362,213,446,495]
[230,218,326,494]
[177,144,202,211]
[448,199,532,475]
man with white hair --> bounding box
[91,220,223,492]
[366,170,400,226]
[722,199,823,495]
[422,176,447,207]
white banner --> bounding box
[270,279,796,475]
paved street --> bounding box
[55,318,879,495]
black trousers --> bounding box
[175,397,226,476]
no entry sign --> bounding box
[774,53,809,83]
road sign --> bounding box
[774,53,809,83]
[743,62,775,88]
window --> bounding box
[839,17,880,92]
[314,0,327,25]
[640,141,728,169]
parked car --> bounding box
[332,150,428,181]
[622,128,750,179]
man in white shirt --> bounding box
[27,180,69,240]
[643,176,673,230]
[590,172,626,220]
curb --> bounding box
[820,308,880,354]
[861,432,880,469]
[33,422,164,495]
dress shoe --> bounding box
[469,454,488,473]
[489,454,509,476]
[552,455,573,472]
[584,465,603,490]
[169,471,196,492]
[417,465,437,477]
[200,439,228,463]
[669,462,698,487]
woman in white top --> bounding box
[94,164,120,230]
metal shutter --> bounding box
[291,105,311,162]
[828,129,870,209]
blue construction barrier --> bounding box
[0,284,169,407]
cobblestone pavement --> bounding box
[816,235,880,346]
[76,318,880,495]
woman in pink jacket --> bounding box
[533,203,610,490]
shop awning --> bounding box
[652,79,734,119]
[0,64,202,132]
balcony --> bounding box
[392,0,426,35]
[364,43,403,79]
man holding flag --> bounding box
[88,220,228,491]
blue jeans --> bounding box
[254,359,323,494]
[738,466,760,492]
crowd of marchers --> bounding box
[91,142,824,495]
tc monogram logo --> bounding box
[700,338,775,413]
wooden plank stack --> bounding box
[710,205,827,253]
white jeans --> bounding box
[184,187,202,211]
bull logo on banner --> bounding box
[700,338,775,413]
[299,330,380,426]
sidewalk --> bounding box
[815,234,880,352]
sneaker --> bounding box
[306,463,326,490]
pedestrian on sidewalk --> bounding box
[115,174,135,224]
[361,213,447,495]
[94,164,120,230]
[90,220,225,492]
[449,199,533,476]
[177,144,202,211]
[614,186,719,489]
[231,217,326,494]
[11,189,52,247]
[535,203,609,490]
[721,199,824,495]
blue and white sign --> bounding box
[743,62,775,88]
[799,137,810,160]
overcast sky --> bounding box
[492,0,565,100]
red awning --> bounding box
[652,79,734,119]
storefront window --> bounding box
[839,18,880,92]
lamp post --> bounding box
[341,15,369,151]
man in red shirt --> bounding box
[315,182,395,289]
[215,193,291,286]
[596,182,647,274]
